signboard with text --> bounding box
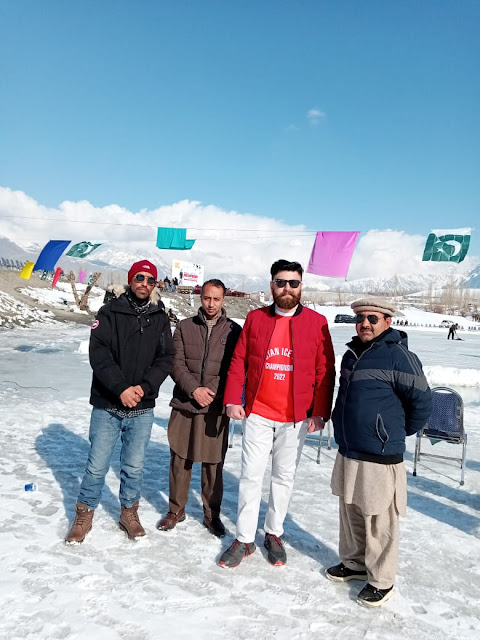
[171,260,204,287]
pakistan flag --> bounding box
[66,241,102,259]
[422,228,471,263]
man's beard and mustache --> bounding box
[273,288,301,310]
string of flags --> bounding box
[17,225,473,287]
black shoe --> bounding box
[326,562,368,582]
[264,533,287,566]
[357,583,395,607]
[203,516,226,538]
[218,539,256,568]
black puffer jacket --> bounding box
[89,289,174,410]
[170,308,241,414]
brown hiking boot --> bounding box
[119,501,146,539]
[65,503,94,545]
[156,507,186,531]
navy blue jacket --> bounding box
[332,328,432,463]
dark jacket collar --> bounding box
[196,307,227,326]
[111,291,164,315]
[347,327,408,355]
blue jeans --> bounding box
[78,408,154,510]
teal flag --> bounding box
[422,228,471,263]
[66,241,102,258]
[156,227,195,250]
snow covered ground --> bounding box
[1,317,480,640]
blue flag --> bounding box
[34,240,71,271]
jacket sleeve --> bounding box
[393,346,433,435]
[170,321,201,397]
[223,317,249,406]
[89,306,130,398]
[207,321,242,396]
[140,315,175,397]
[312,318,336,419]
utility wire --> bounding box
[0,213,317,236]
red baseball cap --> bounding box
[128,260,158,284]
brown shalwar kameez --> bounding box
[331,452,407,589]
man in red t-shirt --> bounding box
[219,259,335,568]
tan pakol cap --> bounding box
[351,297,397,317]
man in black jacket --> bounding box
[65,260,174,545]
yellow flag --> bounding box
[19,261,35,280]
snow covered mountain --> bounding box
[336,267,480,294]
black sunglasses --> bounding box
[134,273,156,285]
[354,313,386,325]
[273,279,302,289]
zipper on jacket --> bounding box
[290,318,296,426]
[200,321,210,386]
[251,318,277,410]
[200,316,222,386]
[341,343,374,457]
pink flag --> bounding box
[52,267,63,288]
[78,270,86,284]
[307,231,360,278]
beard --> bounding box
[273,288,301,309]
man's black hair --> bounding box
[201,279,226,296]
[270,259,304,280]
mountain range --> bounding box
[1,235,479,294]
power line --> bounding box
[0,213,317,237]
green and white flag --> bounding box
[422,228,471,263]
[66,241,102,259]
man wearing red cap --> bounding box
[65,260,174,544]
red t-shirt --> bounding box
[251,314,294,422]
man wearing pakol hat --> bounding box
[326,297,432,607]
[65,260,174,545]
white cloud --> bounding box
[0,188,476,287]
[348,229,476,280]
[284,124,299,133]
[307,108,326,124]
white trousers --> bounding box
[236,413,308,543]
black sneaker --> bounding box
[357,583,395,607]
[218,540,256,568]
[264,533,287,566]
[326,562,368,582]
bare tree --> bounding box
[68,271,102,311]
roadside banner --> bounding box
[171,260,204,286]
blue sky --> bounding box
[0,0,479,261]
